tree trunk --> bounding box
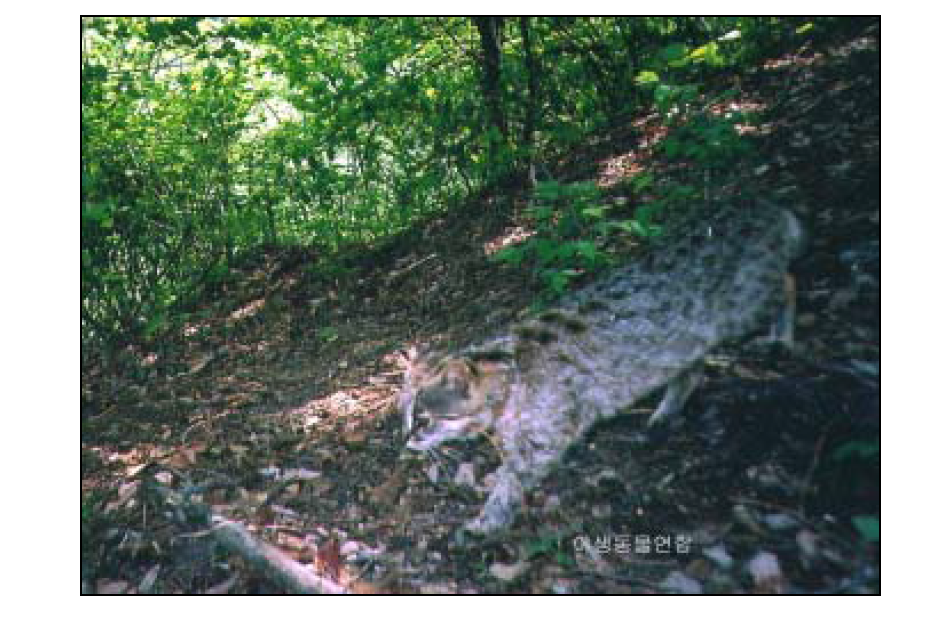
[471,17,509,182]
[519,17,540,186]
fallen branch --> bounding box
[208,516,347,594]
[146,478,347,594]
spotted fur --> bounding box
[400,201,805,537]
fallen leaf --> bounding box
[420,583,456,594]
[349,580,382,594]
[188,353,215,375]
[315,538,342,582]
[96,579,130,594]
[104,480,140,513]
[283,468,322,480]
[489,560,530,582]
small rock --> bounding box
[548,578,575,594]
[703,544,734,570]
[96,579,130,594]
[489,560,530,582]
[796,530,820,568]
[543,495,562,514]
[763,513,798,531]
[283,468,322,480]
[746,551,784,593]
[661,570,702,594]
[259,466,281,479]
[339,540,360,557]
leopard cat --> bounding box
[398,200,805,538]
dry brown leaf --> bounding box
[104,480,140,513]
[315,538,342,582]
[188,353,215,375]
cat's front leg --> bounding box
[463,466,524,537]
[463,425,573,538]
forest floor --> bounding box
[81,26,879,594]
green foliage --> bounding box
[630,31,761,219]
[82,17,860,350]
[496,181,659,298]
[831,440,880,462]
[852,515,880,543]
[495,182,606,297]
[523,533,574,566]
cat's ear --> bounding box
[400,344,428,372]
[400,345,417,368]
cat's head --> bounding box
[398,347,506,451]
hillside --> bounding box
[81,21,879,594]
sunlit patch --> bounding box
[483,225,535,257]
[230,298,266,321]
[286,380,397,434]
[597,153,649,188]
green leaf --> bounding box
[319,326,340,343]
[536,239,561,265]
[632,173,654,193]
[542,269,577,294]
[659,43,689,65]
[82,203,110,223]
[654,83,675,107]
[690,42,723,66]
[795,22,814,35]
[494,246,524,264]
[582,206,608,219]
[575,240,598,261]
[143,313,166,339]
[831,440,879,461]
[635,70,659,86]
[529,206,554,221]
[852,516,880,543]
[662,137,682,156]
